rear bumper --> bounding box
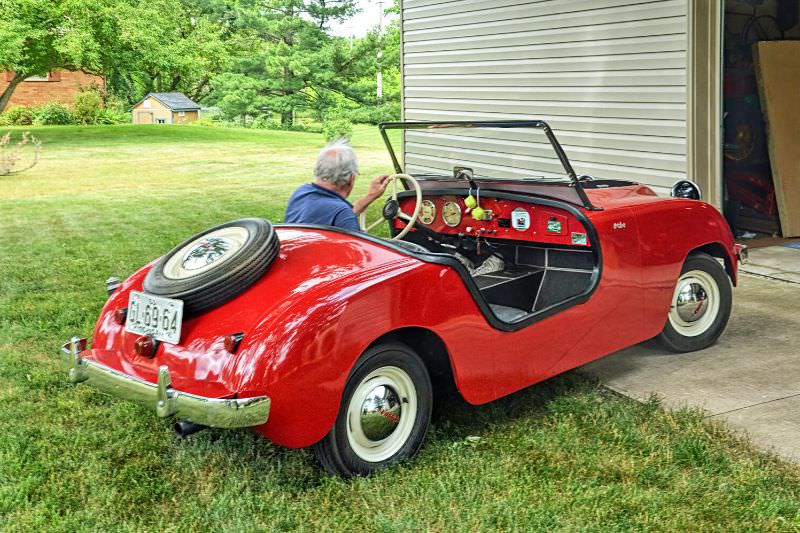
[60,337,270,428]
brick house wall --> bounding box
[1,70,105,108]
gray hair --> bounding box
[314,139,359,188]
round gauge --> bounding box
[419,200,436,225]
[442,201,462,227]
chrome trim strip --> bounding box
[60,337,270,428]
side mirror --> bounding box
[670,180,702,201]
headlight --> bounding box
[670,180,702,200]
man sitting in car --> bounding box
[284,139,390,231]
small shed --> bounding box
[131,92,201,125]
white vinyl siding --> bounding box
[401,0,689,192]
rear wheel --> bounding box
[656,253,732,352]
[313,343,432,477]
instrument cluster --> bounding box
[399,194,592,248]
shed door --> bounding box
[401,0,689,194]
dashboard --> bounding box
[396,194,592,248]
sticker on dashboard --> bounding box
[511,208,530,231]
[571,232,588,245]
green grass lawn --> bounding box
[2,125,800,532]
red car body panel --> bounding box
[84,183,737,448]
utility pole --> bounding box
[376,0,384,102]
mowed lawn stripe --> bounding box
[1,125,799,532]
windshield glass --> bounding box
[380,121,577,183]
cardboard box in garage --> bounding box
[753,41,800,237]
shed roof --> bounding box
[133,92,201,111]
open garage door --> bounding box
[401,0,691,196]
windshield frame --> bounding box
[378,120,600,210]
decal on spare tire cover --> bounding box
[511,208,530,231]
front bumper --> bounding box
[60,337,270,428]
[735,244,749,265]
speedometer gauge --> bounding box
[442,201,462,227]
[419,200,436,225]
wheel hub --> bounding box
[359,384,402,441]
[675,281,709,322]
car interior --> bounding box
[391,189,600,328]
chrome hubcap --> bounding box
[359,385,402,441]
[675,282,709,323]
[668,269,721,337]
[346,365,417,463]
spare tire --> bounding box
[144,218,279,317]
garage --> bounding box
[399,0,799,238]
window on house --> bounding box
[25,74,50,82]
[178,111,186,117]
[156,119,166,124]
[143,100,152,108]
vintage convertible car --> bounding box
[62,120,748,477]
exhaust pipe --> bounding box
[174,420,208,438]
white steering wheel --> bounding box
[359,173,423,240]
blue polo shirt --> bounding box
[284,183,360,231]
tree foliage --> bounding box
[0,0,234,111]
[205,0,400,125]
[0,0,402,121]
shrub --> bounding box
[250,114,271,129]
[189,117,223,128]
[34,103,73,125]
[73,88,103,124]
[0,132,41,176]
[94,96,129,125]
[322,118,354,141]
[95,107,129,125]
[3,106,35,126]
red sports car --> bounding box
[62,121,747,477]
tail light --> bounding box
[223,333,245,354]
[134,336,157,358]
[113,308,128,325]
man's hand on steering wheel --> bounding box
[359,173,423,240]
[352,175,391,216]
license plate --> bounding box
[125,291,183,344]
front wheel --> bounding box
[656,252,733,352]
[313,343,432,477]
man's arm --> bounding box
[352,175,391,215]
[332,207,361,231]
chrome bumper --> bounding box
[60,337,270,428]
[735,244,749,265]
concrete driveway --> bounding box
[583,246,800,460]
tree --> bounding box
[208,72,268,124]
[0,0,120,112]
[105,0,237,103]
[0,0,233,112]
[212,0,360,126]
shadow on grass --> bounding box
[171,371,596,489]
